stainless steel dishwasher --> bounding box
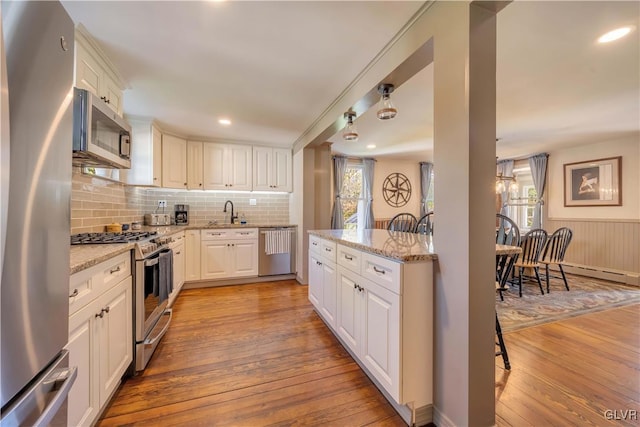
[258,227,296,276]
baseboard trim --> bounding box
[183,274,297,289]
[559,264,639,286]
[433,406,456,427]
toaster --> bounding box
[144,213,171,226]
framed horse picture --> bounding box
[563,156,622,207]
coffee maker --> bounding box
[175,204,189,225]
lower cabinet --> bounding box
[200,229,258,280]
[169,232,185,307]
[185,229,201,281]
[67,256,133,427]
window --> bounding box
[520,185,537,229]
[341,164,363,230]
[425,172,434,212]
[509,166,539,232]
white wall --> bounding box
[547,135,640,220]
[373,159,423,219]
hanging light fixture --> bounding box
[342,110,358,141]
[495,172,518,194]
[376,83,397,120]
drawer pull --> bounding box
[69,289,79,298]
[176,251,181,255]
[239,232,250,235]
[103,306,110,314]
[316,261,322,266]
[372,266,385,275]
[344,254,353,261]
[325,248,332,252]
[95,310,105,319]
[109,266,121,274]
[212,233,222,236]
[312,242,318,246]
[353,284,363,292]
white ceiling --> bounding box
[62,1,639,160]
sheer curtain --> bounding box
[529,153,548,229]
[331,156,348,229]
[361,159,375,229]
[420,162,433,217]
[496,159,514,216]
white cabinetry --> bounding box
[200,228,258,279]
[253,146,292,192]
[308,235,337,329]
[67,252,133,427]
[162,134,187,189]
[74,27,124,116]
[169,232,185,306]
[122,119,162,186]
[185,230,201,281]
[308,238,433,411]
[203,143,252,190]
[187,141,204,190]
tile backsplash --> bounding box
[71,171,291,234]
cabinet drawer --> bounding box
[231,228,258,240]
[320,240,336,262]
[309,235,322,254]
[69,251,131,316]
[361,252,401,295]
[337,244,361,275]
[201,229,232,240]
[171,231,185,242]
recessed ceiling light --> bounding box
[366,144,376,149]
[598,26,633,43]
[218,118,231,126]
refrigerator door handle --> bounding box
[33,366,77,427]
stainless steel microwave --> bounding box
[72,87,131,169]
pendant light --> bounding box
[376,83,397,120]
[343,111,358,141]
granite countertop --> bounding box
[308,229,437,262]
[70,224,297,274]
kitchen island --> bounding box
[307,229,436,426]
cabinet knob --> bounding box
[69,289,79,298]
[103,306,110,314]
[176,251,181,255]
[199,183,202,187]
[184,182,187,186]
[153,177,158,181]
[106,99,111,104]
[95,311,105,319]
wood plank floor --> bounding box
[99,280,639,426]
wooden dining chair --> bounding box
[415,211,434,235]
[495,251,517,370]
[540,227,573,293]
[496,214,520,246]
[387,213,418,233]
[514,229,548,297]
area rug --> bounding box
[496,273,640,332]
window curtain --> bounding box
[528,153,548,229]
[362,159,375,229]
[330,156,348,229]
[496,159,514,216]
[420,162,433,217]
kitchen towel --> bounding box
[265,229,291,255]
[159,248,174,302]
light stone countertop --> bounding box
[70,224,297,274]
[496,244,522,255]
[308,229,437,262]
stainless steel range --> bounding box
[71,231,174,372]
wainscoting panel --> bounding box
[545,218,640,279]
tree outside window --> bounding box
[341,165,363,229]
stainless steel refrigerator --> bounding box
[1,1,77,425]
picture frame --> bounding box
[563,156,622,207]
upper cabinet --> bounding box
[186,141,204,190]
[253,147,292,192]
[74,26,125,117]
[203,143,252,191]
[121,119,162,186]
[162,134,187,189]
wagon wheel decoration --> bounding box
[382,173,412,207]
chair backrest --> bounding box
[542,227,573,263]
[415,212,434,235]
[387,213,418,232]
[496,214,520,246]
[519,228,548,265]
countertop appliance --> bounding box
[72,87,132,169]
[175,204,189,225]
[1,2,77,425]
[258,227,296,276]
[145,213,171,226]
[70,231,175,371]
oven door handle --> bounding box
[144,309,172,345]
[144,257,159,267]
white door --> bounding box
[308,254,323,310]
[228,145,252,190]
[151,126,163,186]
[272,148,292,191]
[203,143,227,190]
[232,241,258,277]
[162,135,187,189]
[98,277,133,407]
[100,73,122,115]
[67,302,99,427]
[185,230,201,281]
[320,260,337,329]
[361,278,400,402]
[336,267,361,354]
[252,146,272,191]
[186,140,203,190]
[201,241,229,279]
[75,43,101,96]
[173,241,185,290]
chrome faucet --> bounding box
[223,200,238,224]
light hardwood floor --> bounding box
[99,280,639,426]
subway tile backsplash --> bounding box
[70,171,290,234]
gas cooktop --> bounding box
[70,231,158,245]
